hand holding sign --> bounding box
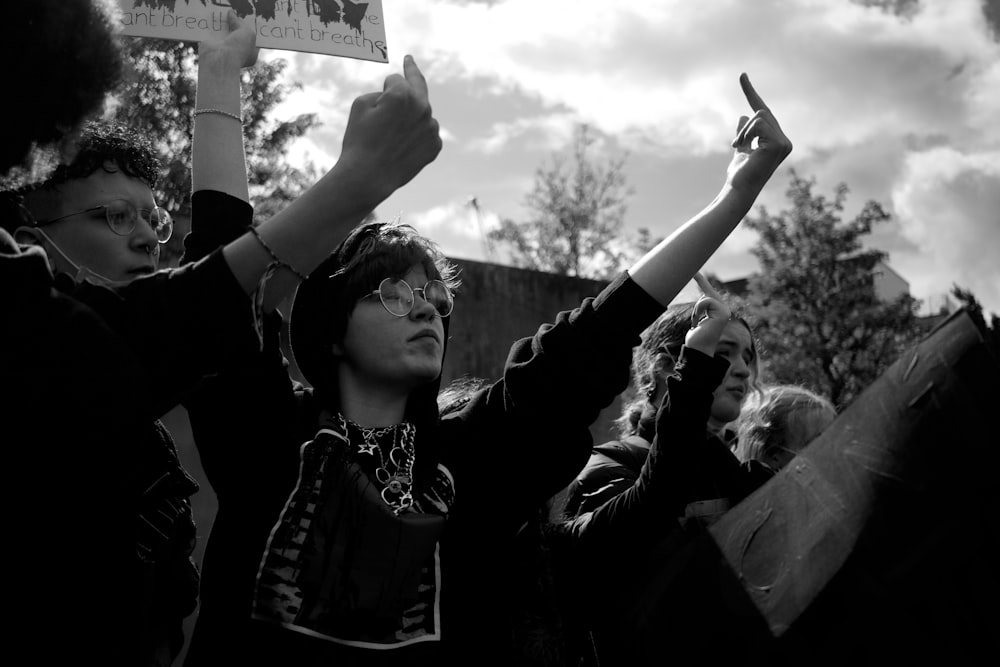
[725,74,792,195]
[198,10,258,70]
[685,272,731,357]
[337,56,442,207]
[117,0,387,63]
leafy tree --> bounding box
[112,37,320,266]
[744,171,921,408]
[950,284,1000,353]
[488,124,651,279]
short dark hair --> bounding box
[2,1,122,175]
[30,121,162,192]
[289,219,460,398]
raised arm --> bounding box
[630,74,791,306]
[180,12,258,269]
[220,54,441,302]
[569,276,733,549]
[193,10,257,203]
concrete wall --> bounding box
[440,257,620,441]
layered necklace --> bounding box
[336,414,417,514]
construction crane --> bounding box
[466,195,497,263]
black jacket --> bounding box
[180,192,667,666]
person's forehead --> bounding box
[53,169,156,212]
[402,263,431,282]
[719,321,753,347]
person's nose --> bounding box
[409,289,438,320]
[730,355,751,380]
[130,213,160,256]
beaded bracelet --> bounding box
[194,108,242,122]
[249,225,308,281]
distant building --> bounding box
[719,259,910,304]
[718,260,958,332]
[871,260,909,303]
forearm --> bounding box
[221,159,376,298]
[193,47,250,202]
[575,350,728,544]
[223,53,441,304]
[629,183,756,307]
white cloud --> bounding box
[383,0,1000,159]
[892,147,1000,315]
[263,0,999,320]
[405,200,501,262]
[465,113,579,155]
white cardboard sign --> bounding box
[117,1,387,63]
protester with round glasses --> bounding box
[178,31,793,659]
[15,121,171,284]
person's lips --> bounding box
[409,329,440,344]
[128,265,155,276]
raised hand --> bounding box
[726,74,792,194]
[338,55,443,206]
[199,9,258,70]
[684,272,731,356]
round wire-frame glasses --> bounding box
[38,198,173,243]
[361,277,454,318]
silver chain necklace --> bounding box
[337,414,416,514]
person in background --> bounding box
[734,383,837,471]
[564,275,771,527]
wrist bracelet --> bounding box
[249,225,308,281]
[194,108,242,122]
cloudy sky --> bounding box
[265,0,1000,316]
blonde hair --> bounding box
[734,384,836,465]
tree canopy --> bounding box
[488,124,653,279]
[744,170,922,408]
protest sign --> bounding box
[116,0,387,63]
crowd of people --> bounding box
[9,3,922,665]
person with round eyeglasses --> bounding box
[16,121,173,285]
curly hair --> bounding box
[3,1,122,175]
[615,300,761,438]
[28,121,162,192]
[734,384,836,467]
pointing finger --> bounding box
[403,55,429,102]
[740,73,769,113]
[693,272,723,302]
